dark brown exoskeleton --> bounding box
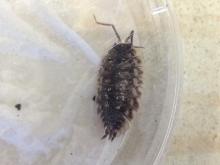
[93,15,143,141]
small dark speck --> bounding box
[92,96,96,101]
[70,153,73,155]
[15,104,22,111]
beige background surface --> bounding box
[165,0,220,164]
[0,0,219,164]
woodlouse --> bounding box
[93,15,143,141]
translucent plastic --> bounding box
[0,0,182,165]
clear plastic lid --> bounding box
[0,0,182,164]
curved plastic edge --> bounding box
[152,1,183,165]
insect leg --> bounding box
[123,114,131,127]
[92,95,96,101]
[93,15,121,42]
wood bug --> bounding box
[93,15,143,141]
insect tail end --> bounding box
[101,127,117,141]
[101,134,108,140]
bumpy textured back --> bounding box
[97,43,143,141]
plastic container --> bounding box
[0,0,182,165]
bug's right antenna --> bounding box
[93,15,121,42]
[133,46,145,49]
[125,30,144,48]
[125,30,134,45]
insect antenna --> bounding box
[125,30,134,44]
[125,30,144,48]
[133,46,145,49]
[93,15,121,42]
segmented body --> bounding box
[97,43,143,141]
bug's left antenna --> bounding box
[93,15,121,42]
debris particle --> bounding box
[15,104,22,111]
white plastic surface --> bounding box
[0,0,182,164]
